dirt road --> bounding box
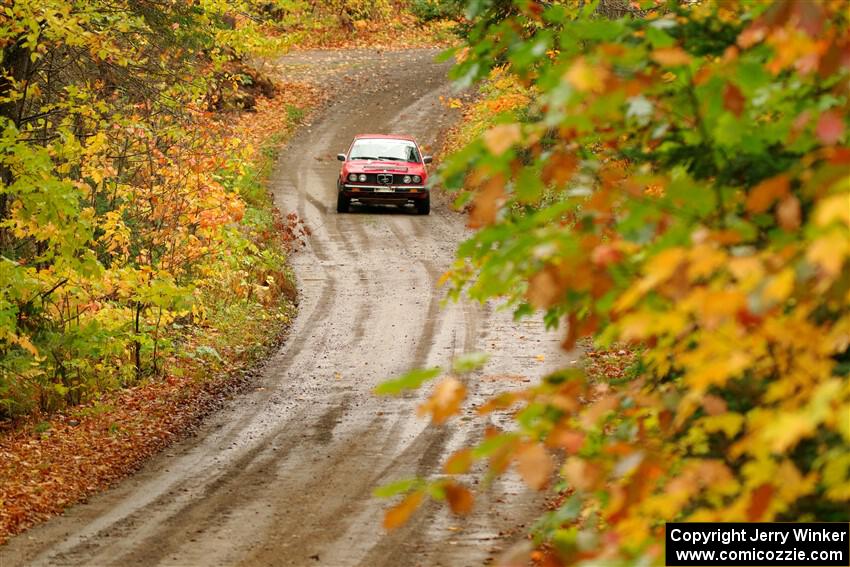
[1,49,568,567]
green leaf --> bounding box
[452,352,490,374]
[374,367,442,396]
[373,478,422,498]
[516,167,544,204]
[646,26,675,48]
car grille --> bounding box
[356,173,381,184]
[351,173,419,185]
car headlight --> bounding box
[412,175,421,183]
[348,173,358,182]
[358,173,367,182]
[403,175,412,184]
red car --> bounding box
[336,134,432,215]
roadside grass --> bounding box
[287,12,462,49]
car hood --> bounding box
[344,160,426,174]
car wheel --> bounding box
[337,192,350,213]
[416,196,430,215]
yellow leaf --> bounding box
[14,334,39,356]
[763,413,815,452]
[807,230,847,278]
[822,451,850,501]
[646,247,687,284]
[683,345,751,391]
[763,269,795,303]
[700,413,745,438]
[565,57,609,92]
[813,193,850,227]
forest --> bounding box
[1,0,848,565]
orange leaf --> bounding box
[541,151,578,186]
[701,395,727,416]
[746,483,774,521]
[384,491,423,530]
[547,427,585,454]
[418,377,466,424]
[527,266,564,309]
[651,47,691,67]
[444,448,474,474]
[745,174,790,213]
[469,175,506,229]
[562,312,579,351]
[776,195,801,231]
[581,395,618,428]
[444,481,474,515]
[515,442,553,490]
[562,457,602,492]
[477,392,521,414]
[483,123,521,156]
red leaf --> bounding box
[816,110,845,145]
[747,483,775,521]
[723,83,746,117]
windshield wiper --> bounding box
[377,156,404,161]
[350,156,377,160]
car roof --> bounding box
[353,134,417,142]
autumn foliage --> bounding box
[0,1,306,418]
[380,0,850,563]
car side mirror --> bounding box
[423,155,433,164]
[337,153,346,161]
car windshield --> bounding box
[349,139,420,163]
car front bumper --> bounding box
[341,184,428,202]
